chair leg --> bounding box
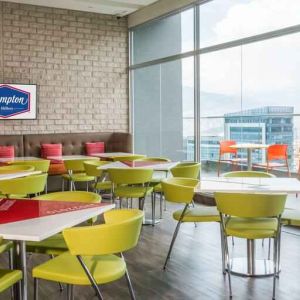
[220,224,226,275]
[67,285,74,300]
[224,234,232,298]
[159,193,163,219]
[268,238,271,260]
[152,193,156,226]
[34,278,38,300]
[163,220,182,270]
[272,237,278,300]
[125,268,136,300]
[62,178,65,191]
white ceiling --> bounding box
[1,0,159,16]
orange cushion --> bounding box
[85,142,105,155]
[48,163,66,175]
[0,146,14,158]
[41,144,63,164]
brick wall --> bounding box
[0,2,129,134]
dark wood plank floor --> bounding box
[0,198,300,300]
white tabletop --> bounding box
[97,161,178,172]
[230,143,269,150]
[92,152,131,158]
[0,157,43,163]
[47,155,97,161]
[196,177,300,194]
[0,171,41,181]
[0,203,114,241]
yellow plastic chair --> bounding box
[11,160,50,173]
[108,168,154,222]
[0,174,47,198]
[0,238,22,297]
[83,160,112,194]
[112,154,146,162]
[170,162,201,179]
[32,209,144,300]
[62,159,99,191]
[11,160,50,193]
[223,171,275,178]
[27,191,101,256]
[215,192,287,299]
[0,165,34,174]
[161,177,219,269]
[137,157,170,219]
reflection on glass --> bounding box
[133,57,194,161]
[132,9,194,64]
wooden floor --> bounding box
[1,198,300,300]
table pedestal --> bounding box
[230,239,276,277]
[13,241,27,300]
[247,149,252,171]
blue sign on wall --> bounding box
[0,84,36,119]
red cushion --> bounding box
[85,142,105,155]
[0,146,14,158]
[48,163,67,175]
[41,144,62,164]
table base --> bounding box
[143,218,161,226]
[229,258,278,277]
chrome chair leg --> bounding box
[159,193,163,218]
[224,234,232,298]
[268,238,271,260]
[152,193,156,226]
[272,237,278,300]
[34,278,38,300]
[67,285,74,300]
[220,224,226,275]
[163,204,188,270]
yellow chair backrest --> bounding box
[215,192,287,218]
[161,177,199,204]
[83,160,110,177]
[11,160,50,173]
[0,165,35,174]
[0,174,47,196]
[63,209,144,256]
[222,171,275,178]
[64,159,99,172]
[108,168,153,185]
[112,155,146,162]
[171,162,201,179]
[33,191,101,203]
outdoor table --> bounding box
[230,143,269,171]
[196,176,300,277]
[0,198,114,300]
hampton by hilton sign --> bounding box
[0,84,36,119]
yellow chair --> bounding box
[215,192,287,299]
[161,177,219,269]
[108,168,154,222]
[11,160,50,173]
[11,160,50,193]
[0,165,34,174]
[223,171,275,178]
[83,160,112,194]
[27,191,101,256]
[137,157,170,219]
[32,209,144,300]
[62,159,99,191]
[170,162,201,179]
[0,174,47,198]
[112,154,146,162]
[0,237,22,297]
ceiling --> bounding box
[1,0,159,16]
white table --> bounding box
[91,152,131,159]
[0,171,41,181]
[47,155,97,161]
[97,161,179,172]
[230,143,269,171]
[196,176,300,277]
[0,157,43,163]
[0,200,114,300]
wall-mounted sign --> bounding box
[0,84,37,119]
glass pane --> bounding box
[200,0,300,48]
[133,57,194,161]
[200,47,242,118]
[132,8,194,65]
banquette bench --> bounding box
[0,132,132,191]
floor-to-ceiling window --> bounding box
[130,0,300,170]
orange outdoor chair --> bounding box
[253,144,290,177]
[217,140,245,176]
